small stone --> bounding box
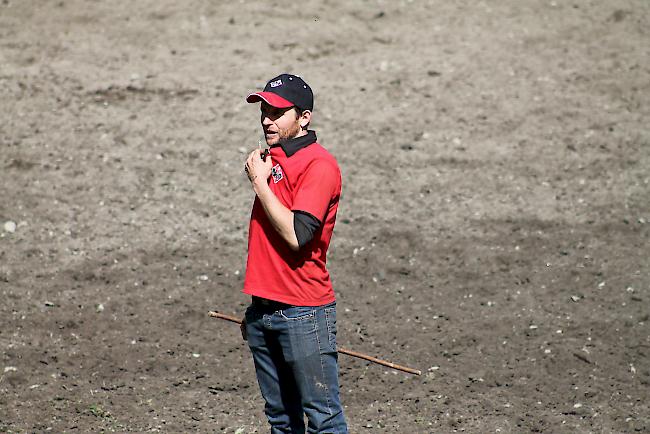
[96,303,104,313]
[3,221,16,233]
[3,366,17,373]
[571,295,581,302]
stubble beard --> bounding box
[263,116,302,146]
[277,120,302,144]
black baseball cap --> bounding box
[246,73,313,111]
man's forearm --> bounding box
[252,179,300,251]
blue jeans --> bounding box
[245,301,348,434]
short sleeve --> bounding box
[292,160,340,223]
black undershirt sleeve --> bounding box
[293,211,322,249]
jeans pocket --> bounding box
[279,306,315,321]
[324,306,337,351]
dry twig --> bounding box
[209,311,422,376]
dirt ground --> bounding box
[1,0,649,432]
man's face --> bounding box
[260,102,301,146]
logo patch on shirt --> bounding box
[271,164,283,183]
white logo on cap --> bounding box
[270,79,283,88]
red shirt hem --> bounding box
[242,287,336,307]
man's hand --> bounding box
[244,148,300,251]
[244,148,273,185]
[240,316,247,341]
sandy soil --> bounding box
[1,0,649,432]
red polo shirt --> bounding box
[243,132,341,306]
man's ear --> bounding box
[299,110,311,129]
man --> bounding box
[241,73,348,434]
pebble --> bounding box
[3,221,16,233]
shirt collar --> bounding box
[273,130,317,157]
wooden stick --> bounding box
[336,347,422,376]
[208,311,422,376]
[210,311,244,324]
